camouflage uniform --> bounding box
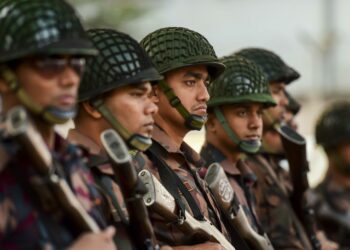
[67,129,132,250]
[200,143,260,232]
[246,153,311,250]
[133,125,230,246]
[0,134,106,249]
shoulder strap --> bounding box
[147,143,204,221]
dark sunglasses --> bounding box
[30,56,86,78]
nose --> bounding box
[60,66,80,88]
[197,80,210,102]
[249,112,262,130]
[145,98,158,116]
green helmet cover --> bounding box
[0,0,97,62]
[234,48,300,84]
[79,28,163,151]
[208,55,276,108]
[0,0,97,124]
[209,55,275,153]
[316,101,350,150]
[140,27,225,79]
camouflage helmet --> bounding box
[234,48,300,84]
[0,0,97,63]
[140,27,225,79]
[208,55,276,108]
[316,101,350,150]
[78,28,163,102]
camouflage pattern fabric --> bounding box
[200,143,260,231]
[133,125,230,246]
[67,129,134,250]
[246,153,312,250]
[0,134,105,249]
[311,173,350,249]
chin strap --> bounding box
[214,107,261,153]
[0,65,74,124]
[158,80,207,130]
[91,98,152,151]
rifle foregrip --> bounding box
[138,169,236,250]
[205,163,274,250]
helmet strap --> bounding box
[0,65,73,124]
[158,80,206,130]
[214,107,261,153]
[91,98,152,151]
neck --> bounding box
[74,117,105,150]
[155,114,187,149]
[206,134,241,164]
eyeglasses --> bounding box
[30,56,86,78]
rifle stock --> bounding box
[100,129,159,250]
[277,124,321,250]
[138,169,235,250]
[205,163,274,250]
[5,106,100,233]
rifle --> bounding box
[276,124,321,250]
[4,106,100,233]
[138,168,236,250]
[100,129,159,250]
[205,163,274,250]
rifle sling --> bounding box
[88,155,129,227]
[250,155,313,250]
[147,143,204,221]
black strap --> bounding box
[88,158,129,227]
[147,144,204,221]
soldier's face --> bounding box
[214,103,263,150]
[155,65,210,132]
[263,82,288,127]
[11,56,82,113]
[103,82,158,138]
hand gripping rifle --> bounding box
[205,163,274,250]
[4,106,100,233]
[138,168,236,250]
[276,124,321,250]
[100,129,159,250]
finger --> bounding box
[102,226,116,239]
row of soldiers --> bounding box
[1,0,349,249]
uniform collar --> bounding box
[67,129,114,175]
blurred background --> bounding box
[60,0,350,186]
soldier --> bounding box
[68,28,164,249]
[0,0,116,249]
[200,55,276,245]
[234,48,313,249]
[311,101,350,249]
[138,27,234,249]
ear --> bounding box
[152,85,160,103]
[82,101,102,119]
